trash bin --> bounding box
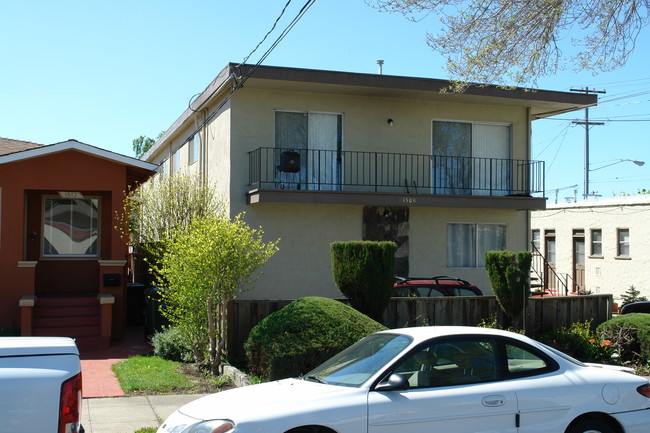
[126,283,145,326]
[144,287,170,339]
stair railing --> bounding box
[530,242,570,296]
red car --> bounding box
[393,276,483,297]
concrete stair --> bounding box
[32,295,109,350]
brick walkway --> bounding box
[80,327,152,398]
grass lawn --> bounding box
[112,355,195,394]
[134,428,157,433]
[112,354,233,396]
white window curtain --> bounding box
[447,223,506,268]
[472,124,511,196]
[447,223,476,267]
[309,113,340,191]
[432,121,511,196]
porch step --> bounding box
[31,295,108,350]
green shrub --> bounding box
[484,250,531,325]
[331,241,397,321]
[541,321,615,362]
[244,296,387,380]
[150,328,194,363]
[597,313,650,364]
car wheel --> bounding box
[566,419,616,433]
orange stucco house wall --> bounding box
[0,139,156,346]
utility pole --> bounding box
[570,87,606,199]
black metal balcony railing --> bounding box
[248,147,544,197]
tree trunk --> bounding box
[207,296,219,375]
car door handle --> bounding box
[482,395,506,407]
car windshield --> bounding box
[305,333,411,387]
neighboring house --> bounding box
[143,64,594,298]
[531,195,650,302]
[0,138,157,347]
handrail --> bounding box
[530,242,570,296]
[249,147,545,197]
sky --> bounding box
[2,0,649,200]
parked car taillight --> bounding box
[59,372,82,433]
[637,383,650,398]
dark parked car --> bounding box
[393,276,483,297]
[620,301,650,314]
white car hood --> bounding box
[178,378,365,422]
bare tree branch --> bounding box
[368,0,650,89]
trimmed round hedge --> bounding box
[244,296,387,380]
[596,313,650,363]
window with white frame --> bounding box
[617,228,630,257]
[189,134,199,165]
[447,223,506,267]
[43,197,99,257]
[591,229,602,256]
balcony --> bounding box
[247,148,546,210]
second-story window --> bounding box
[432,120,511,196]
[171,148,180,173]
[189,134,199,165]
[275,111,343,191]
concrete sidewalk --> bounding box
[81,394,206,433]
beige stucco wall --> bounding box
[217,86,533,299]
[410,207,530,294]
[234,202,528,299]
[146,83,536,300]
[531,196,650,302]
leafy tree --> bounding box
[132,131,165,158]
[331,241,397,321]
[115,173,223,284]
[369,0,649,88]
[133,135,155,159]
[484,250,532,327]
[158,214,279,374]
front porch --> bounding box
[17,260,126,350]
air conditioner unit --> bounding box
[278,151,301,173]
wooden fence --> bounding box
[226,294,613,364]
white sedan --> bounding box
[157,326,650,433]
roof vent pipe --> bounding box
[377,60,384,75]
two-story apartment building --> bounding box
[144,64,594,298]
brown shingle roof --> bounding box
[0,137,43,156]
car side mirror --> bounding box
[374,373,409,391]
